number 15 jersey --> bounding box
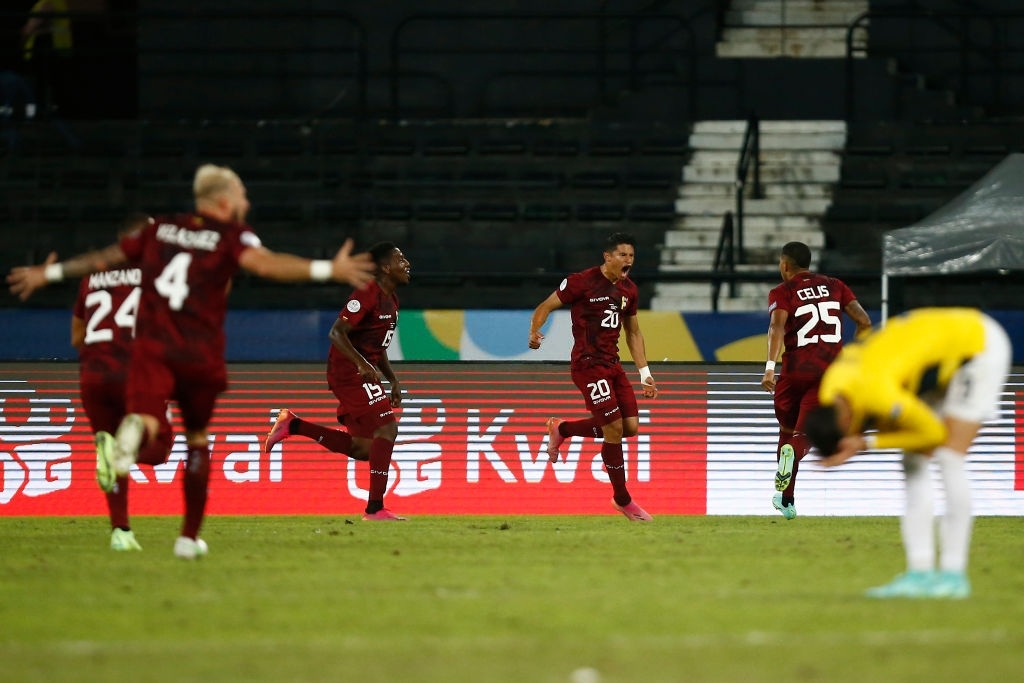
[327,279,399,381]
[119,213,261,366]
[768,271,856,379]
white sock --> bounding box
[901,453,935,572]
[934,446,973,573]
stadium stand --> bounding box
[3,2,1024,312]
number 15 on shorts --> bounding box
[362,382,385,400]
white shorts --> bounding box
[942,315,1012,423]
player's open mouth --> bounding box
[622,265,631,275]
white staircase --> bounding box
[653,119,846,312]
[717,0,869,58]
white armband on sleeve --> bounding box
[639,366,652,383]
[309,260,332,282]
[44,263,64,282]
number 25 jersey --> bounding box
[768,271,856,378]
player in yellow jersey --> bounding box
[805,308,1012,599]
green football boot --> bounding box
[775,444,795,492]
[864,571,935,599]
[110,528,142,551]
[928,571,971,599]
[95,431,117,493]
[771,492,796,520]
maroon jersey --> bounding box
[119,213,260,366]
[768,271,856,378]
[73,267,143,384]
[327,280,399,380]
[556,266,639,369]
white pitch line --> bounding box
[1,628,1013,657]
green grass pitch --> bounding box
[2,515,1023,682]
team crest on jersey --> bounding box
[347,299,361,313]
[621,296,627,310]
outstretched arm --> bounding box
[238,238,375,288]
[623,315,657,399]
[528,291,563,349]
[7,244,128,301]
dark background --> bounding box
[3,0,1024,313]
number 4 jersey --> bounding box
[119,214,261,366]
[768,271,857,379]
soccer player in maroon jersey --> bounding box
[528,232,658,522]
[7,163,376,558]
[263,242,411,521]
[760,241,871,519]
[72,214,173,551]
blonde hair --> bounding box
[193,164,241,201]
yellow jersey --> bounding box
[23,0,73,61]
[818,308,987,452]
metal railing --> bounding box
[734,114,762,266]
[710,211,736,312]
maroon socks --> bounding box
[365,437,395,513]
[181,445,210,539]
[291,417,354,455]
[601,441,631,506]
[561,416,605,439]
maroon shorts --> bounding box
[773,373,821,433]
[126,351,226,433]
[328,375,395,439]
[82,377,174,465]
[79,379,127,434]
[570,362,638,424]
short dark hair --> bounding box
[804,405,843,457]
[604,232,636,254]
[781,241,812,269]
[368,241,399,267]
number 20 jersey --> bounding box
[556,266,639,370]
[768,271,856,379]
[119,214,261,366]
